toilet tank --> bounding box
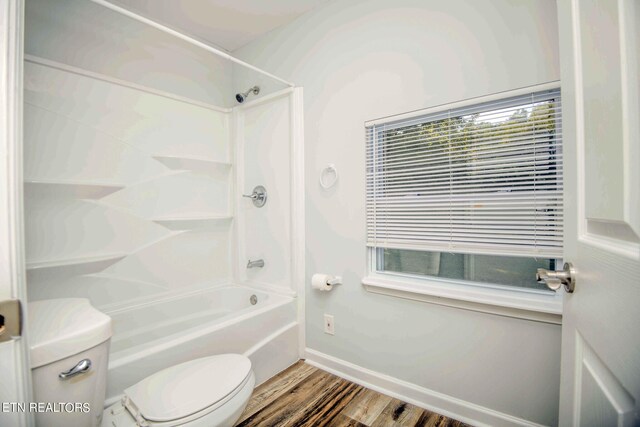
[28,298,112,427]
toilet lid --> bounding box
[124,354,252,422]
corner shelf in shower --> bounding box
[26,253,127,276]
[152,155,231,176]
[24,179,126,199]
[151,214,233,230]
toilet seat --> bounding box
[103,354,254,427]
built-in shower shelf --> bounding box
[152,214,233,230]
[26,253,127,276]
[24,179,126,199]
[152,155,231,176]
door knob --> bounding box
[0,299,22,343]
[536,262,576,293]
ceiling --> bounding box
[107,0,331,52]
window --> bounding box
[366,87,562,292]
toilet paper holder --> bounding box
[327,276,342,286]
[311,273,343,291]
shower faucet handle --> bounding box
[243,185,267,208]
[247,259,265,269]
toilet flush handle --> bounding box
[59,359,92,380]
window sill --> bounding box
[361,274,563,324]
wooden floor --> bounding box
[235,361,473,427]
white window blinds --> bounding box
[366,88,563,258]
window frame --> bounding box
[362,82,564,322]
[375,248,561,295]
[364,247,563,323]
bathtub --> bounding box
[103,285,299,405]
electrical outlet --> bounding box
[324,314,334,335]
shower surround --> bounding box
[23,0,304,403]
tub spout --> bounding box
[247,259,265,269]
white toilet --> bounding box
[101,355,255,427]
[29,299,255,427]
[29,298,112,427]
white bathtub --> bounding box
[103,285,299,405]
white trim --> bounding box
[362,274,562,324]
[304,348,548,427]
[571,0,586,243]
[24,54,231,113]
[0,0,26,300]
[619,0,640,236]
[291,88,306,356]
[90,0,295,88]
[231,106,243,285]
[365,81,561,127]
[232,103,246,285]
[0,0,33,425]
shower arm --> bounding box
[244,86,259,96]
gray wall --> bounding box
[234,0,562,425]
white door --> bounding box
[557,0,640,425]
[0,0,32,426]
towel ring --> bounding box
[320,164,338,189]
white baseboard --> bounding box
[303,348,547,427]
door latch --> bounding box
[0,299,22,343]
[536,262,576,293]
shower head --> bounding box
[235,86,260,103]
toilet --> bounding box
[29,299,255,427]
[101,355,255,427]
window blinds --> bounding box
[366,88,563,258]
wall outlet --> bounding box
[324,314,335,335]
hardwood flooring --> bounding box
[235,361,473,427]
